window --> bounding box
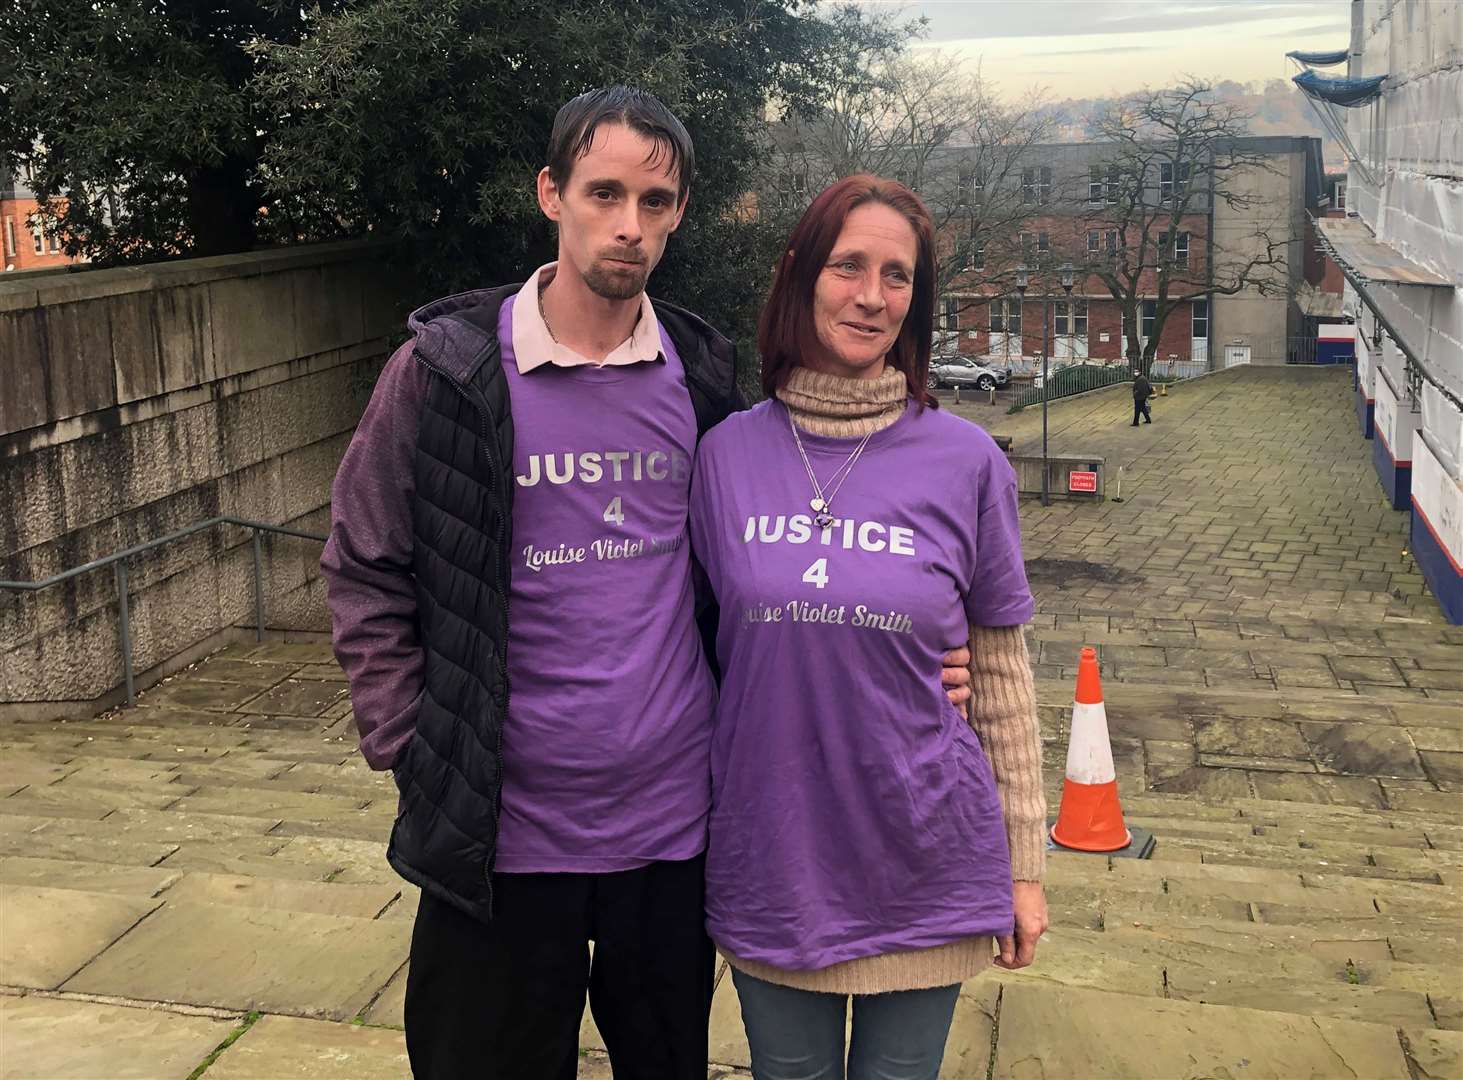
[1159,231,1190,269]
[990,298,1022,336]
[965,236,985,271]
[1142,299,1157,339]
[32,228,44,255]
[776,169,807,206]
[1089,229,1118,256]
[1089,165,1105,204]
[1087,230,1099,255]
[3,217,14,258]
[1054,300,1088,337]
[1191,297,1208,338]
[957,165,974,204]
[1021,231,1051,264]
[47,233,62,255]
[1160,162,1190,202]
[1021,165,1052,204]
[1333,178,1347,211]
[972,167,986,198]
[942,296,960,332]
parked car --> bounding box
[927,356,1011,392]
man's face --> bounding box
[537,122,687,301]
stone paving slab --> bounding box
[206,1014,409,1079]
[1,885,159,989]
[158,871,400,918]
[268,835,397,883]
[241,678,351,718]
[168,787,368,822]
[0,994,237,1080]
[1403,1028,1463,1077]
[62,902,410,1020]
[151,840,332,880]
[362,964,407,1027]
[0,829,179,868]
[989,982,1412,1079]
[0,856,180,897]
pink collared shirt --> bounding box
[512,263,664,372]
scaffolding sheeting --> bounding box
[1285,48,1350,66]
[1315,217,1453,287]
[1293,70,1388,107]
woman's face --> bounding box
[807,201,919,380]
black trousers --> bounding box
[1132,399,1152,424]
[403,854,715,1080]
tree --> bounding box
[0,0,335,259]
[1067,79,1291,373]
[753,39,1055,350]
[1,0,884,386]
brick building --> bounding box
[929,137,1327,371]
[2,168,77,272]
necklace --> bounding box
[537,278,559,343]
[786,405,875,528]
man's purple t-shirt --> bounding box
[494,294,716,873]
[689,399,1033,970]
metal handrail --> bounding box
[1308,210,1463,415]
[0,516,327,706]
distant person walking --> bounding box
[1131,370,1153,426]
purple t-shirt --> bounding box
[494,294,716,873]
[688,398,1033,970]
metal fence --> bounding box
[0,516,327,706]
[1150,358,1210,380]
[1006,356,1213,410]
[1009,363,1131,409]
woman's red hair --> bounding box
[758,174,938,405]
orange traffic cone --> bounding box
[1050,647,1133,852]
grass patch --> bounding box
[187,1011,261,1079]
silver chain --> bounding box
[785,405,875,528]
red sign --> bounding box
[1068,470,1098,493]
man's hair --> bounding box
[546,86,695,206]
[758,175,937,405]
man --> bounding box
[322,86,972,1079]
[1131,369,1154,425]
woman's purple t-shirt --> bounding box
[688,398,1034,970]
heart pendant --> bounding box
[810,497,827,513]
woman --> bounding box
[688,175,1048,1078]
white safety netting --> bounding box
[1421,381,1463,479]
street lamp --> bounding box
[1041,264,1075,509]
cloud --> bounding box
[1258,20,1349,39]
[883,0,1343,41]
[1027,43,1159,57]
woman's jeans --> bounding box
[731,968,962,1080]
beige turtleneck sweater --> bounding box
[721,365,1046,995]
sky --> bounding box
[883,1,1352,99]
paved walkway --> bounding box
[951,366,1441,629]
[2,366,1461,1078]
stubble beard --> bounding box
[583,259,649,301]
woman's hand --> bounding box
[940,646,972,709]
[995,881,1048,970]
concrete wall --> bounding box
[1211,146,1308,366]
[0,241,403,711]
